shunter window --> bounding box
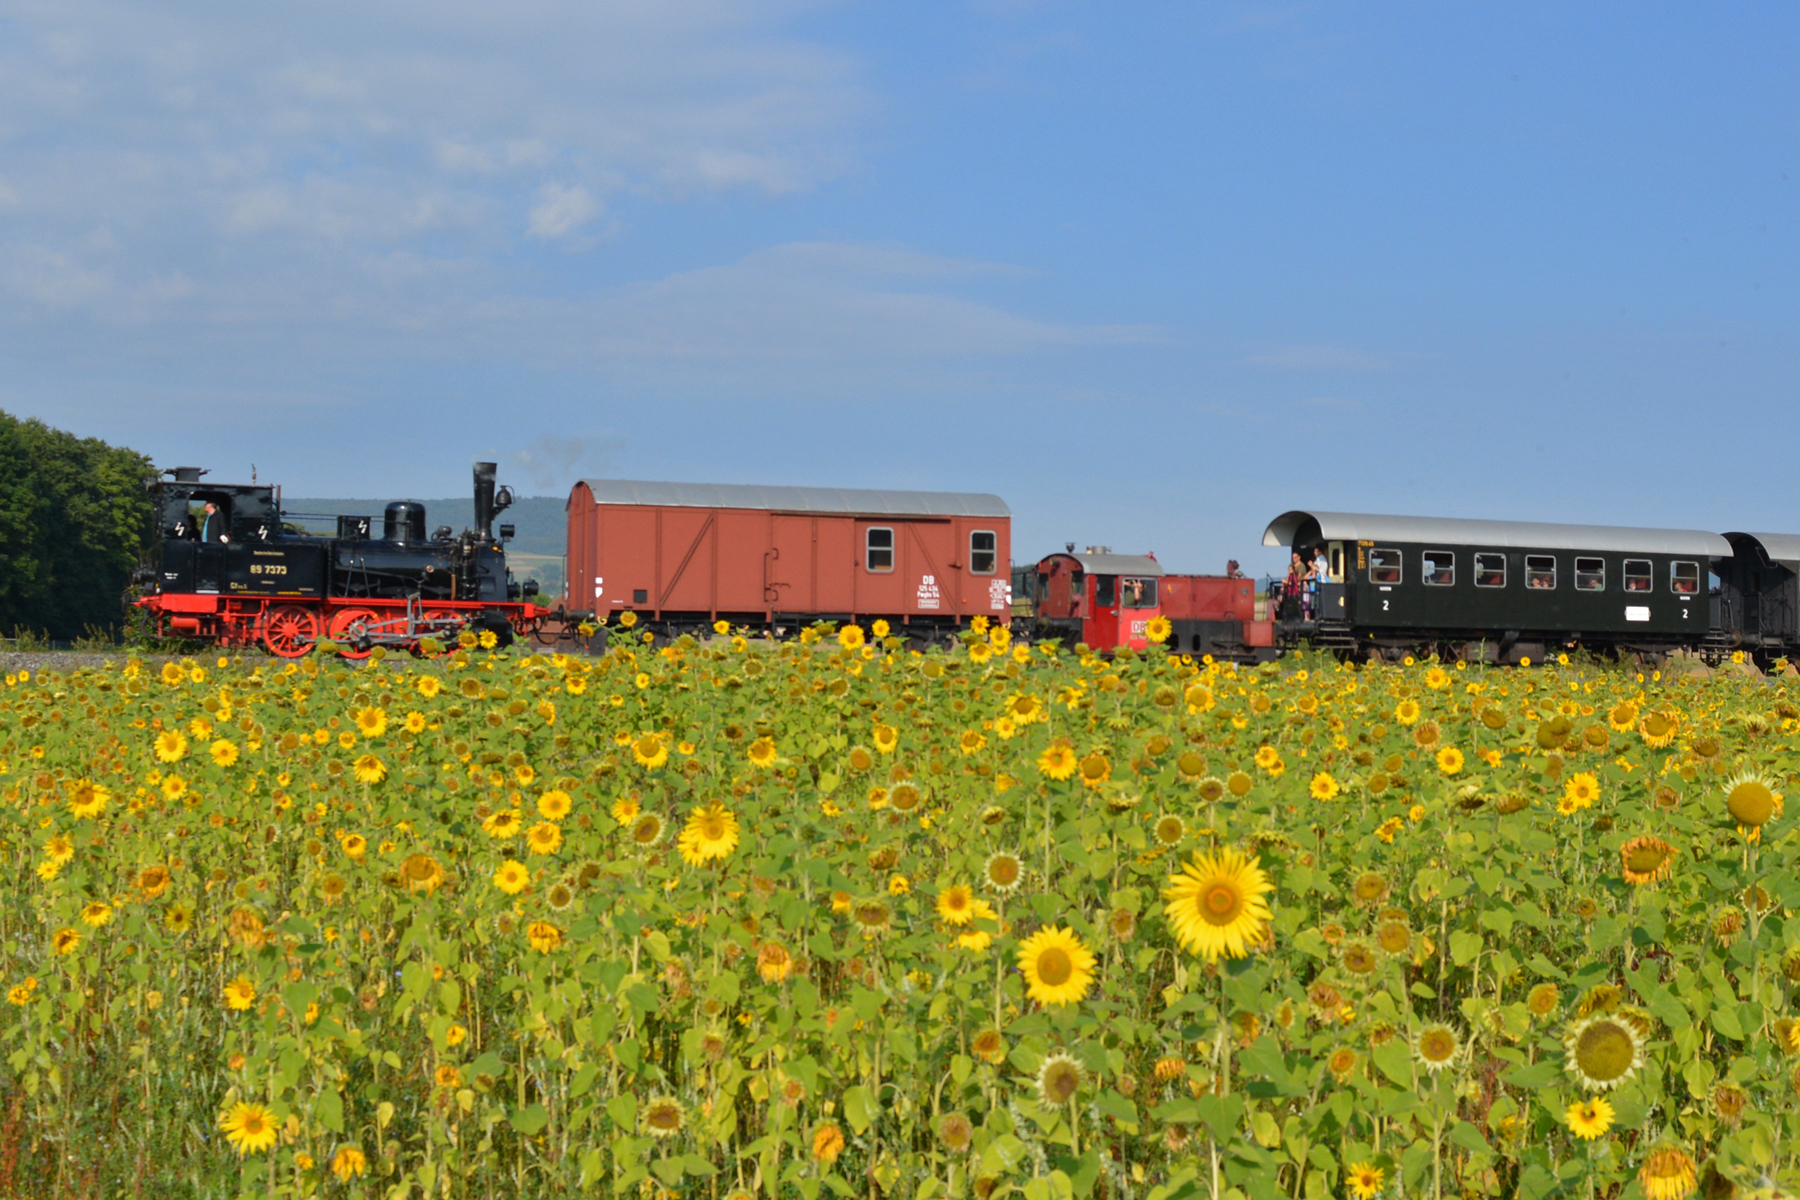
[1123,578,1158,608]
[1096,576,1116,606]
[866,527,894,573]
[1422,551,1455,587]
[1671,561,1700,595]
[1623,560,1652,592]
[1574,557,1606,591]
[1368,549,1402,585]
[1525,555,1557,590]
[1474,553,1506,588]
[969,531,997,575]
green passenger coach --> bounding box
[1262,511,1732,663]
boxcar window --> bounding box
[1525,555,1557,589]
[1422,551,1455,587]
[1095,576,1116,606]
[1623,560,1652,592]
[1368,549,1402,585]
[1671,561,1700,595]
[865,527,895,573]
[969,530,997,575]
[1574,557,1605,591]
[1474,553,1506,588]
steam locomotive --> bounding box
[133,462,548,657]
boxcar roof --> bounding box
[1726,532,1800,564]
[574,479,1010,518]
[1037,551,1164,577]
[1263,510,1730,557]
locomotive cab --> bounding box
[1026,550,1164,651]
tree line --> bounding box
[0,411,154,642]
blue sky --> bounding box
[5,2,1798,576]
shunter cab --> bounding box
[1026,549,1164,650]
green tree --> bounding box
[0,412,154,640]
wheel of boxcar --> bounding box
[328,607,382,660]
[261,606,320,659]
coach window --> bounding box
[1474,553,1506,588]
[1671,561,1700,595]
[1525,555,1557,589]
[1623,560,1652,592]
[1575,557,1605,591]
[1422,551,1455,586]
[1368,549,1402,585]
[866,527,895,573]
[969,530,997,574]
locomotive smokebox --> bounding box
[473,462,497,537]
[384,502,427,545]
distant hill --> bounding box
[282,495,567,601]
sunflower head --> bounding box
[1620,835,1678,885]
[1016,926,1096,1007]
[1413,1023,1462,1072]
[1564,1013,1645,1091]
[1724,771,1782,832]
[1163,847,1275,962]
[1036,1052,1083,1105]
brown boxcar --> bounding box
[565,480,1012,637]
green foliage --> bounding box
[0,411,153,640]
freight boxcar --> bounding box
[564,480,1012,640]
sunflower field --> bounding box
[4,623,1800,1200]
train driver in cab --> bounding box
[200,501,230,544]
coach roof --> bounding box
[1725,532,1800,565]
[1263,510,1730,558]
[574,479,1010,519]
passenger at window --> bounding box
[1527,574,1552,589]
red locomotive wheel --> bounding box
[328,607,383,659]
[261,606,321,658]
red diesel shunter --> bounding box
[565,479,1012,639]
[1159,572,1275,661]
[1021,550,1165,651]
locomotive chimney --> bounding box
[473,462,497,538]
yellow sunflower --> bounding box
[1435,747,1464,775]
[838,624,865,650]
[1144,616,1172,644]
[937,885,977,926]
[537,789,573,820]
[678,803,740,866]
[218,1102,279,1155]
[222,976,257,1011]
[1346,1163,1386,1200]
[1620,836,1678,885]
[525,822,563,856]
[872,723,898,753]
[1723,771,1783,839]
[1308,772,1340,801]
[526,921,563,953]
[493,860,530,894]
[1394,699,1421,726]
[1638,1149,1698,1200]
[66,779,110,819]
[632,735,670,770]
[1566,1097,1614,1140]
[1037,743,1078,780]
[1077,752,1111,790]
[1639,711,1679,748]
[1015,926,1097,1007]
[153,729,188,763]
[1163,847,1274,962]
[352,755,386,785]
[747,738,778,769]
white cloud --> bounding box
[528,183,601,239]
[4,244,113,308]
